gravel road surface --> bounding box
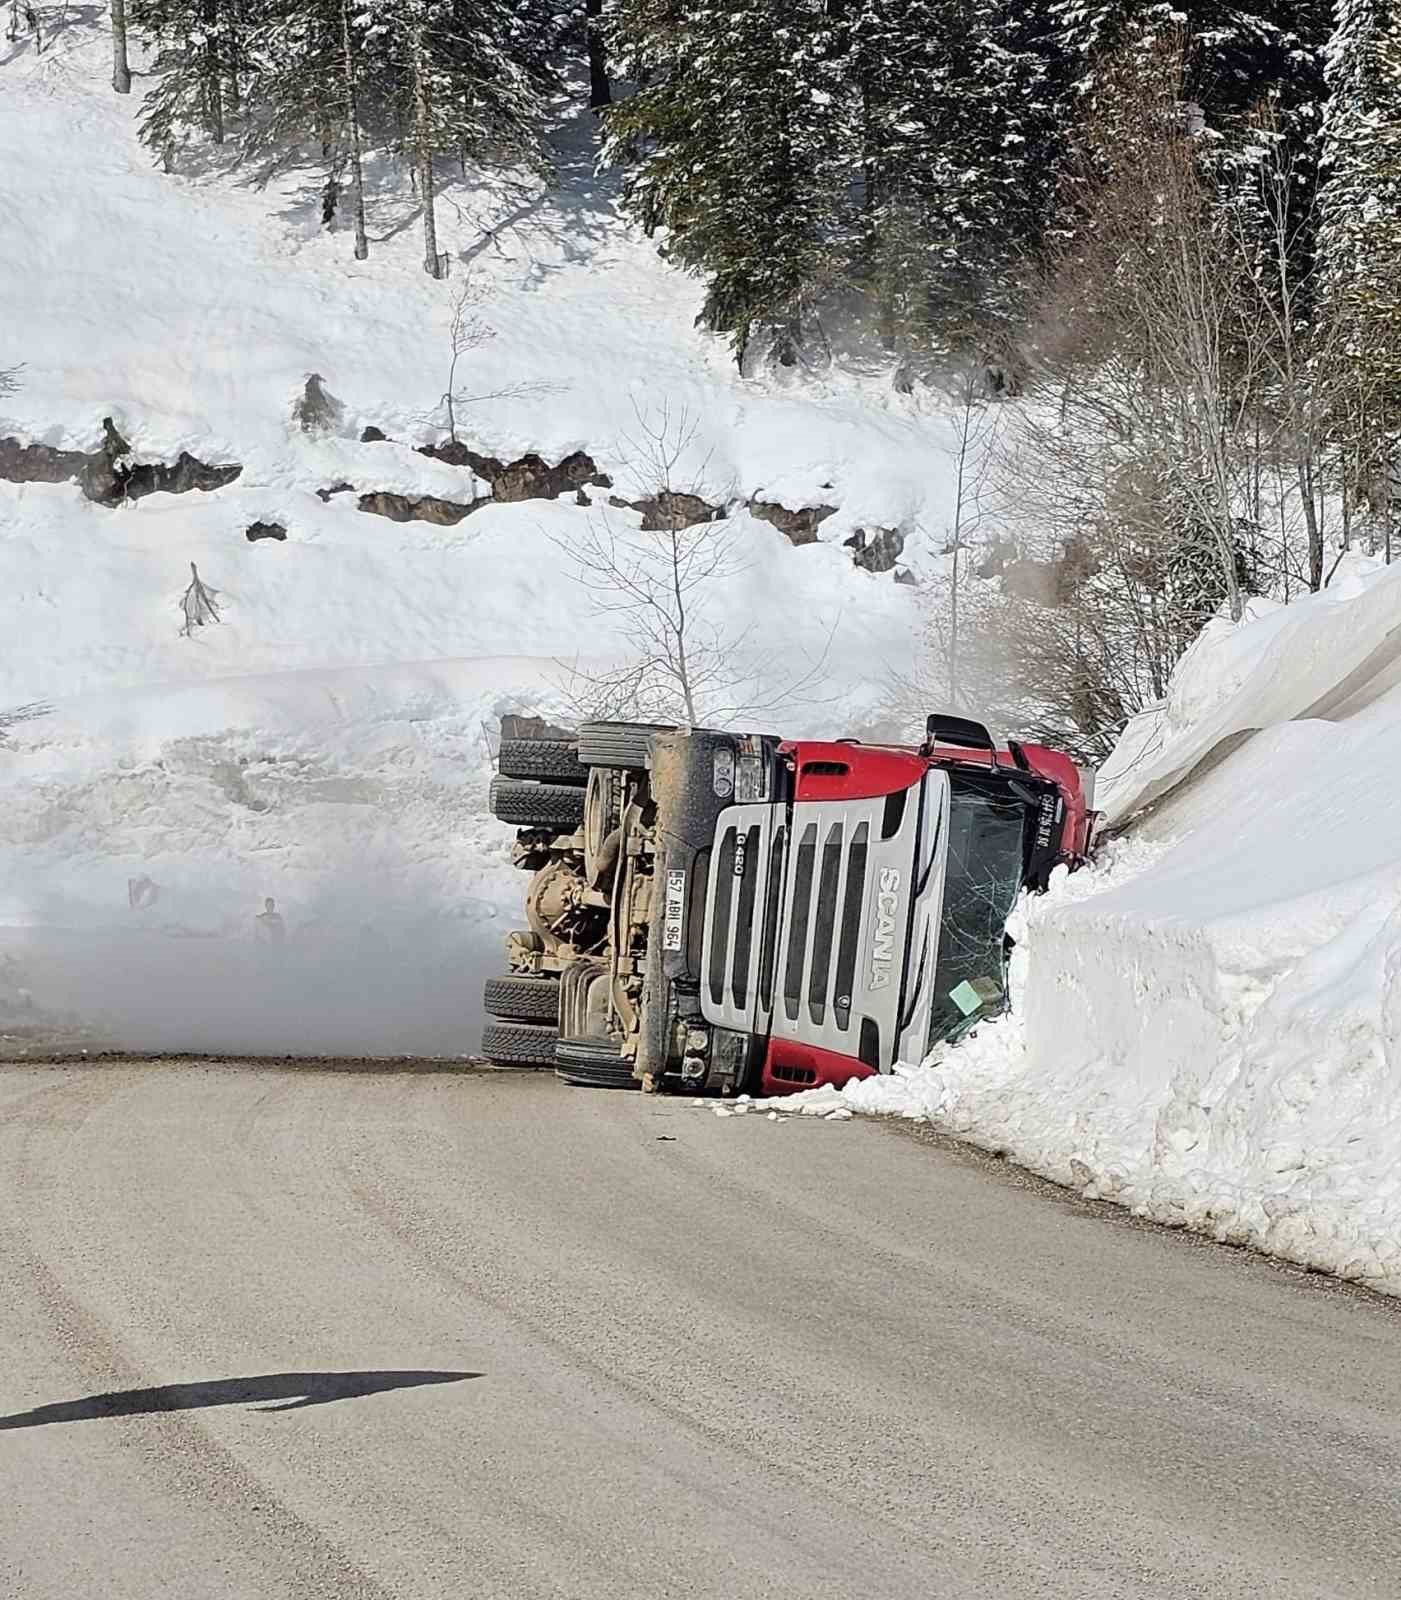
[1,1059,1399,1599]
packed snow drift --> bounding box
[760,554,1401,1295]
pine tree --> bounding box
[365,0,557,277]
[605,0,853,367]
[849,0,1063,361]
[232,0,376,255]
[1054,0,1301,119]
[1318,0,1401,553]
[133,0,249,159]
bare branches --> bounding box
[430,278,555,444]
[554,403,835,727]
[925,367,1004,711]
[0,364,21,396]
[954,35,1364,757]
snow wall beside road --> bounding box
[776,555,1401,1295]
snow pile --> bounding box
[767,559,1401,1296]
[1096,553,1401,826]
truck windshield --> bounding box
[925,775,1027,1049]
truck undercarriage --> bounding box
[481,716,1094,1096]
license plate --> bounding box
[662,868,686,951]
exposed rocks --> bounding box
[356,490,490,526]
[419,441,613,502]
[4,406,905,584]
[598,488,727,528]
[354,431,614,523]
[124,451,242,500]
[844,526,905,574]
[0,417,241,506]
[748,498,838,546]
[633,490,726,531]
[293,374,345,435]
[894,567,919,587]
[0,436,92,488]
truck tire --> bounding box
[577,721,674,771]
[483,974,560,1025]
[488,776,586,830]
[481,1020,558,1067]
[554,1036,639,1090]
[498,737,586,785]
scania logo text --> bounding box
[869,868,901,989]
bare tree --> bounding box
[926,368,1003,711]
[1005,38,1263,629]
[425,279,554,445]
[0,364,21,396]
[438,282,494,443]
[555,404,831,725]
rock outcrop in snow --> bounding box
[0,418,241,506]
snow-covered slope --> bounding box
[768,555,1401,1295]
[0,33,943,703]
[0,33,959,587]
[0,32,956,1050]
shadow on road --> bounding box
[0,1369,482,1429]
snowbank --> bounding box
[758,566,1401,1296]
[1097,554,1401,825]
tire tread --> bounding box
[483,974,560,1024]
[489,776,586,829]
[481,1020,558,1067]
[498,737,585,785]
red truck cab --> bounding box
[485,713,1094,1098]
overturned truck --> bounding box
[482,716,1094,1094]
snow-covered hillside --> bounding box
[1,30,953,704]
[0,31,956,1050]
[770,555,1401,1295]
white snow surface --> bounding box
[758,557,1401,1295]
[0,33,940,1050]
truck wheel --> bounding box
[488,776,586,830]
[483,974,560,1025]
[577,721,674,770]
[498,737,586,785]
[583,768,621,885]
[481,1020,558,1067]
[554,1036,639,1090]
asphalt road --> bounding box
[2,1061,1399,1600]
